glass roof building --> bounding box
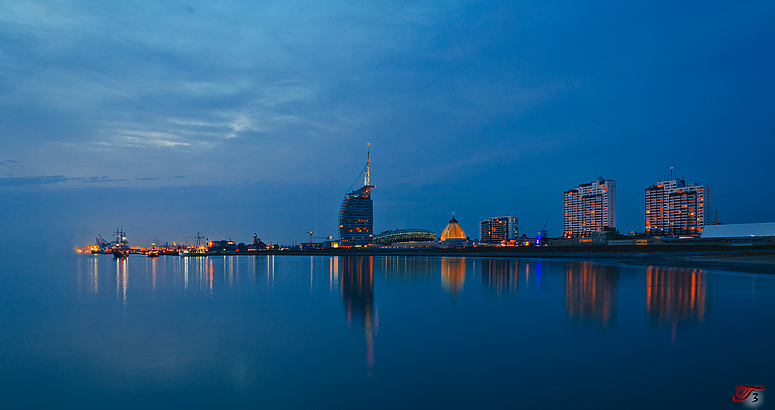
[339,149,375,246]
[373,229,437,245]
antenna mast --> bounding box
[364,143,370,186]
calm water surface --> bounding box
[0,253,772,409]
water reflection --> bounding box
[564,262,619,329]
[524,260,542,289]
[339,256,376,372]
[441,257,466,296]
[116,257,128,307]
[76,256,711,340]
[380,256,439,281]
[646,266,706,340]
[329,256,339,291]
[481,259,519,296]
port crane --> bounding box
[306,231,333,244]
[536,221,548,246]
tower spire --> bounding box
[364,143,370,186]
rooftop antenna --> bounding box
[364,143,370,186]
[670,166,673,180]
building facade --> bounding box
[563,177,616,238]
[339,150,375,246]
[645,178,711,237]
[479,216,518,243]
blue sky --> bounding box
[1,0,774,249]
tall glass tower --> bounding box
[339,148,375,245]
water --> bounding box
[0,253,772,409]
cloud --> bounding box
[115,131,192,148]
[0,175,69,187]
[70,176,128,183]
[0,175,131,187]
[135,176,186,181]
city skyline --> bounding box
[0,1,773,249]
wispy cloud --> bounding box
[136,176,187,181]
[0,175,130,187]
[116,131,191,148]
[70,176,128,183]
[0,175,69,187]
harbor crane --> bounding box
[536,222,548,246]
[306,231,333,244]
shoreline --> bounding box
[173,247,775,274]
[74,245,775,274]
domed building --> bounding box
[373,229,437,246]
[440,209,469,246]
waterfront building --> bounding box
[339,149,375,246]
[373,229,437,245]
[479,216,518,244]
[438,209,470,248]
[645,176,712,237]
[701,222,775,238]
[208,240,237,254]
[440,209,467,241]
[563,177,617,238]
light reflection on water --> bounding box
[7,254,775,409]
[565,261,619,328]
[71,255,723,336]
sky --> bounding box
[1,0,774,250]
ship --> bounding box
[111,228,131,258]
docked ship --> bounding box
[111,228,130,258]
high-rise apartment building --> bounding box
[645,177,711,237]
[563,177,616,238]
[339,149,375,245]
[479,216,518,243]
